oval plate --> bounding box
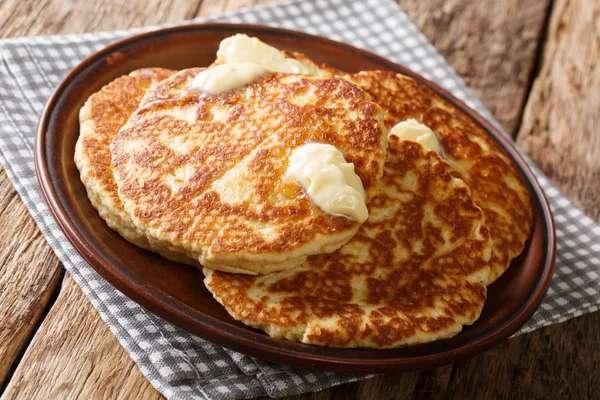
[35,23,555,372]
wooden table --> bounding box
[1,0,598,398]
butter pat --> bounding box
[287,143,368,223]
[390,119,442,154]
[190,62,268,95]
[217,34,317,75]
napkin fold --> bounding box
[1,0,599,399]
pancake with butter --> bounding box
[75,68,178,251]
[111,66,388,274]
[204,138,492,348]
[343,70,532,284]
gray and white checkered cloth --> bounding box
[1,0,599,398]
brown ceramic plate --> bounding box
[35,23,555,372]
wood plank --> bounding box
[516,0,600,221]
[0,0,278,39]
[399,0,551,134]
[1,275,162,400]
[444,310,600,399]
[0,168,63,387]
[286,312,600,400]
[280,367,454,400]
[0,0,200,38]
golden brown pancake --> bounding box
[111,68,388,274]
[343,70,532,283]
[204,138,491,348]
[75,68,179,251]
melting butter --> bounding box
[287,143,368,223]
[217,34,317,75]
[390,119,442,154]
[190,62,268,95]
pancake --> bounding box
[75,68,178,251]
[204,138,492,348]
[111,68,388,274]
[343,71,532,284]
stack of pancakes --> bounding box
[76,35,532,349]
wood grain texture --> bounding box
[0,0,198,38]
[0,0,597,399]
[399,0,551,134]
[1,275,162,400]
[0,168,63,388]
[0,0,277,39]
[443,311,600,400]
[284,311,600,400]
[284,367,454,400]
[516,0,600,222]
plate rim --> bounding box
[34,22,556,372]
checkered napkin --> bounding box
[1,0,599,398]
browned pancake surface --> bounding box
[344,70,532,283]
[111,68,388,274]
[205,139,491,348]
[75,68,175,248]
